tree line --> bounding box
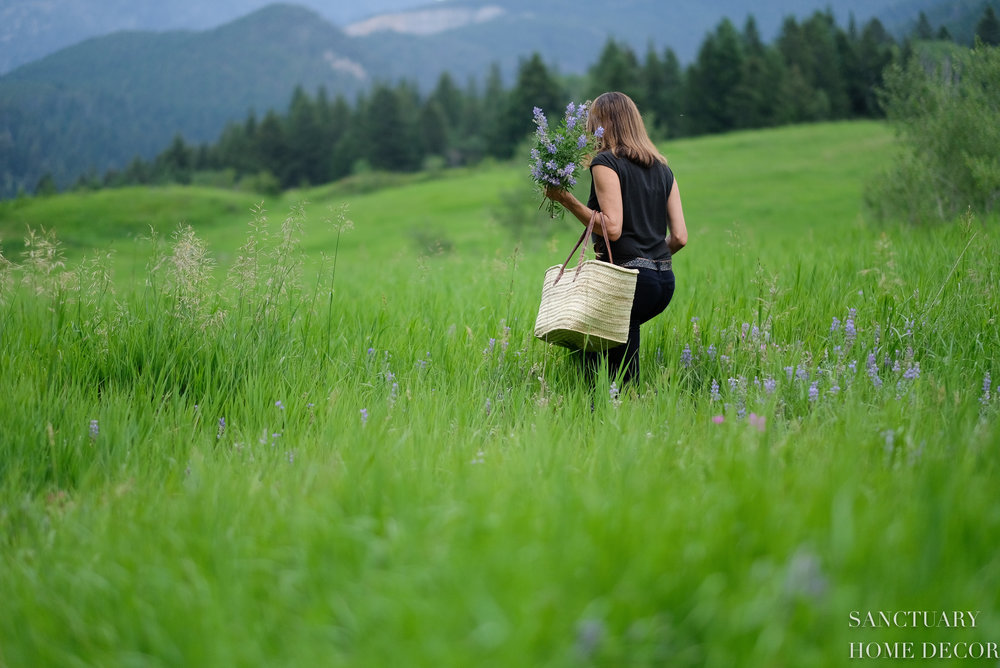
[39,7,1000,197]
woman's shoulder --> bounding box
[590,150,617,168]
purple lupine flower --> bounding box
[785,366,795,382]
[577,134,588,149]
[680,344,692,368]
[867,352,882,389]
[981,373,992,406]
[532,107,547,129]
[741,323,750,340]
[728,377,739,392]
[830,316,841,334]
[828,384,841,396]
[796,365,809,382]
[360,408,368,426]
[707,344,717,360]
[217,417,226,439]
[845,309,857,346]
[808,382,820,402]
[609,382,620,406]
[595,126,605,138]
[903,362,920,381]
[848,360,858,374]
[89,419,99,440]
[710,378,721,402]
[275,400,285,410]
[764,378,776,395]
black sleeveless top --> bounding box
[587,150,674,265]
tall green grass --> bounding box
[1,121,998,667]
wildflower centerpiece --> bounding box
[530,102,604,218]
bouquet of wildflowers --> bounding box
[530,102,604,218]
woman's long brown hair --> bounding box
[587,91,667,168]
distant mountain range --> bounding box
[0,0,990,197]
[0,0,429,75]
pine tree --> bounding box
[728,16,785,129]
[362,83,421,172]
[284,86,323,187]
[856,19,896,117]
[977,7,1000,46]
[914,12,935,40]
[685,18,744,134]
[588,39,642,102]
[500,53,563,159]
[481,63,508,159]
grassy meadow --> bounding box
[1,120,998,667]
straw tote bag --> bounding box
[534,210,638,351]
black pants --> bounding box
[582,266,675,388]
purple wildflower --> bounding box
[595,126,605,138]
[830,316,841,334]
[845,309,857,346]
[867,352,882,389]
[217,417,226,439]
[710,379,721,402]
[903,362,920,381]
[577,134,588,149]
[360,408,368,426]
[764,377,777,395]
[89,419,99,440]
[808,382,819,402]
[981,373,992,406]
[680,344,692,368]
[707,344,717,360]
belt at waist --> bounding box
[622,257,672,271]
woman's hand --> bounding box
[544,187,571,206]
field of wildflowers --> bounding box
[0,121,998,666]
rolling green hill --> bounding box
[0,120,895,270]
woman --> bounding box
[545,91,688,389]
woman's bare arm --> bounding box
[667,180,688,254]
[544,165,623,241]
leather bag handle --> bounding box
[553,209,615,285]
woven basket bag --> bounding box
[534,210,638,352]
